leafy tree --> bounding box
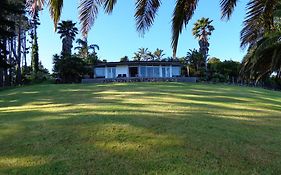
[120,56,129,62]
[30,8,41,74]
[26,0,45,74]
[208,57,221,73]
[0,0,26,86]
[57,20,78,55]
[192,17,215,74]
[53,54,87,83]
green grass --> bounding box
[1,82,281,175]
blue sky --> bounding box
[36,0,248,71]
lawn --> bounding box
[0,82,281,174]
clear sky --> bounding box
[36,0,248,71]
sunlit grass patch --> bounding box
[0,82,281,174]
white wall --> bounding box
[116,65,129,77]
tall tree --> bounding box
[57,20,78,55]
[0,0,27,86]
[192,17,215,75]
[30,7,41,74]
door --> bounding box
[129,67,138,77]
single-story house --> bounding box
[93,61,183,79]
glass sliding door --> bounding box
[107,67,116,78]
[147,67,153,77]
[162,67,171,77]
[154,67,160,77]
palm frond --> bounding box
[79,0,102,37]
[103,0,117,13]
[49,0,64,30]
[220,0,238,20]
[240,0,278,48]
[171,0,198,57]
[134,0,161,35]
[26,0,45,12]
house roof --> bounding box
[94,61,183,67]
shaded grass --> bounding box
[0,82,281,174]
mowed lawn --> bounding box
[0,83,281,175]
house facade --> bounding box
[94,61,182,79]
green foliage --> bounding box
[192,18,215,39]
[185,49,205,77]
[208,58,241,83]
[57,20,78,55]
[120,56,129,62]
[31,7,40,74]
[192,17,215,76]
[53,54,87,83]
[22,63,50,84]
[241,30,281,82]
[31,39,39,73]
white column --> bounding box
[105,66,108,78]
[170,65,172,77]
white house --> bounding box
[94,61,182,79]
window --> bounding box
[140,66,147,77]
[95,68,105,78]
[140,66,161,77]
[154,67,160,77]
[162,67,170,77]
[107,67,116,78]
[172,66,181,77]
[147,67,153,77]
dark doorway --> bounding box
[129,67,138,77]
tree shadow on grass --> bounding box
[1,83,281,174]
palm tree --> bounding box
[153,48,165,61]
[192,17,215,74]
[133,52,142,61]
[57,20,78,55]
[241,30,281,83]
[89,44,100,55]
[75,39,99,58]
[186,49,205,73]
[135,48,152,61]
[75,38,89,58]
[240,2,281,83]
[42,0,279,58]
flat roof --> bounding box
[94,61,183,67]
